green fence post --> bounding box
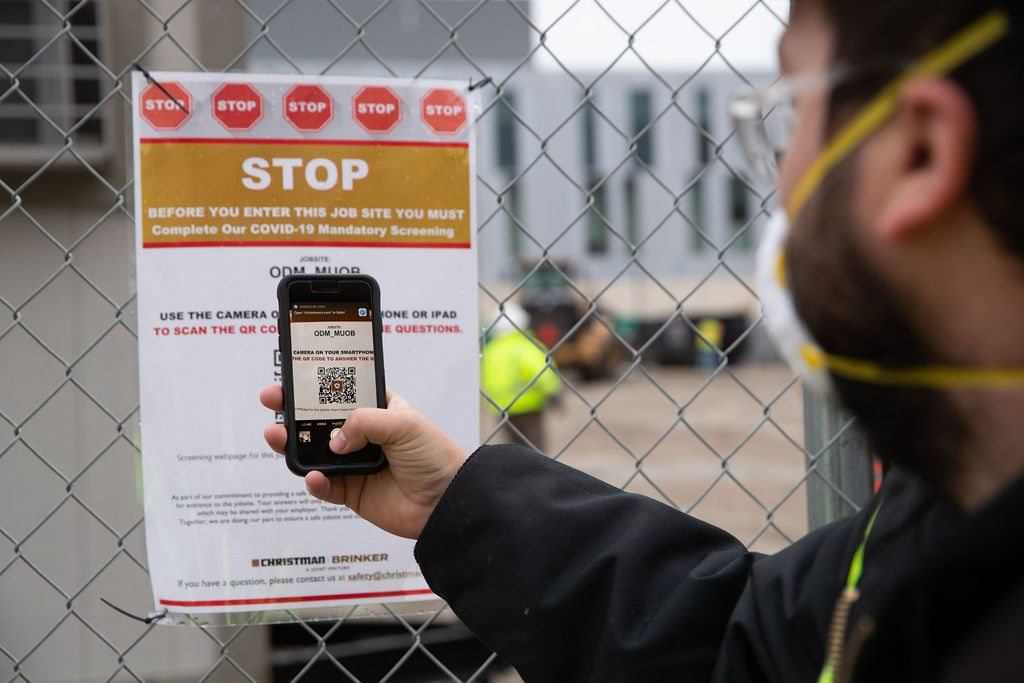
[803,388,875,529]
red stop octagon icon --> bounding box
[139,82,192,130]
[283,85,333,132]
[211,83,263,131]
[352,86,402,133]
[420,88,467,135]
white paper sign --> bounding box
[132,71,478,614]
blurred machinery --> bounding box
[519,261,625,381]
[517,261,753,379]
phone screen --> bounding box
[288,301,377,457]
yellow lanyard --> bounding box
[817,503,882,683]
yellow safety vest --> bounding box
[482,330,562,416]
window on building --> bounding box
[629,90,653,165]
[688,91,714,252]
[582,99,597,169]
[729,176,752,250]
[586,176,608,255]
[624,175,638,247]
[0,1,105,146]
[506,181,522,258]
[496,91,518,170]
[696,88,711,166]
[690,178,707,252]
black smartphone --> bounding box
[277,274,387,476]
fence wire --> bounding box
[0,0,869,681]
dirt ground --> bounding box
[483,363,809,554]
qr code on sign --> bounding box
[318,366,356,404]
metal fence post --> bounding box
[803,388,875,529]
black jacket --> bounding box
[413,444,1024,682]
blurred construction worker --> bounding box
[695,317,725,371]
[265,1,1024,680]
[481,303,562,452]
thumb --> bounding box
[330,407,405,454]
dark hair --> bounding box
[817,0,1024,257]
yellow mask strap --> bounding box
[786,9,1010,220]
[801,345,1024,390]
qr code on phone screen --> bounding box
[318,366,356,404]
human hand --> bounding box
[260,386,468,539]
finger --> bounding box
[260,384,284,412]
[305,471,347,505]
[386,389,410,411]
[264,424,287,454]
[330,407,404,454]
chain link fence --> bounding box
[0,0,872,680]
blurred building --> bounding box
[2,0,768,312]
[241,0,771,318]
[473,70,769,319]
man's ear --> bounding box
[874,77,977,241]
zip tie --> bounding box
[468,76,492,91]
[131,62,190,115]
[100,597,168,625]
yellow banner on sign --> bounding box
[139,139,471,249]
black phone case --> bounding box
[276,274,388,476]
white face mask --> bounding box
[755,211,836,400]
[755,208,1024,395]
